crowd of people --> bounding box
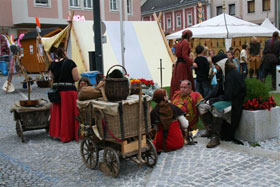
[46,31,279,155]
[161,30,280,151]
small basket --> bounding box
[105,65,129,101]
[36,80,51,88]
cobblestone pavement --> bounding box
[0,74,279,186]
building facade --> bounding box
[0,0,141,38]
[141,0,211,34]
[210,0,279,27]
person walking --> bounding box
[48,48,80,142]
[240,44,249,79]
[249,36,261,78]
[261,31,280,90]
[170,29,194,98]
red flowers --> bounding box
[243,96,276,111]
[130,78,154,87]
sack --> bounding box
[78,86,102,101]
[48,87,60,103]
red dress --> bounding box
[49,91,79,142]
[153,120,184,152]
[170,39,195,98]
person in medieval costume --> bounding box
[171,80,203,132]
[261,31,280,90]
[170,29,195,98]
[48,48,80,142]
[151,89,189,152]
[197,59,246,148]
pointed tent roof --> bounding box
[41,21,173,87]
[261,18,280,33]
[166,13,274,40]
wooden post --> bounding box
[153,13,176,63]
[71,24,88,72]
[64,11,74,50]
[137,82,144,165]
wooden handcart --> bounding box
[10,99,51,142]
[76,94,157,177]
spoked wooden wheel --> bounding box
[16,121,24,142]
[80,136,99,169]
[142,139,157,167]
[103,147,120,177]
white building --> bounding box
[210,0,278,27]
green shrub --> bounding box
[244,78,269,103]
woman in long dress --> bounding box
[48,48,80,142]
[170,29,195,98]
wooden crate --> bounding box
[121,135,147,155]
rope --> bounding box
[101,118,123,143]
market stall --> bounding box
[166,13,274,57]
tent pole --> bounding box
[153,13,176,63]
[72,25,88,72]
[64,11,74,51]
[120,0,125,68]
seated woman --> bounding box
[78,77,91,91]
[151,89,189,152]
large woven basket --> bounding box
[93,99,152,141]
[105,65,129,101]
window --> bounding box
[248,0,255,13]
[84,0,92,9]
[187,13,193,26]
[110,0,118,11]
[176,14,181,27]
[229,4,235,15]
[127,0,132,15]
[167,17,171,29]
[263,0,270,11]
[70,0,80,8]
[216,6,222,15]
[35,0,49,6]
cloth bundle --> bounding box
[78,86,102,101]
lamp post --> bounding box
[119,0,125,68]
[93,0,104,74]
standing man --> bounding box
[262,31,280,90]
[240,44,249,79]
[249,36,261,78]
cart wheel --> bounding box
[16,121,24,143]
[80,136,99,169]
[142,139,157,167]
[103,147,120,177]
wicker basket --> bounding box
[93,99,152,141]
[105,65,129,101]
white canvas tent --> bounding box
[261,18,280,33]
[42,21,172,87]
[166,13,274,40]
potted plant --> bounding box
[235,79,280,142]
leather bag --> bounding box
[48,87,60,103]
